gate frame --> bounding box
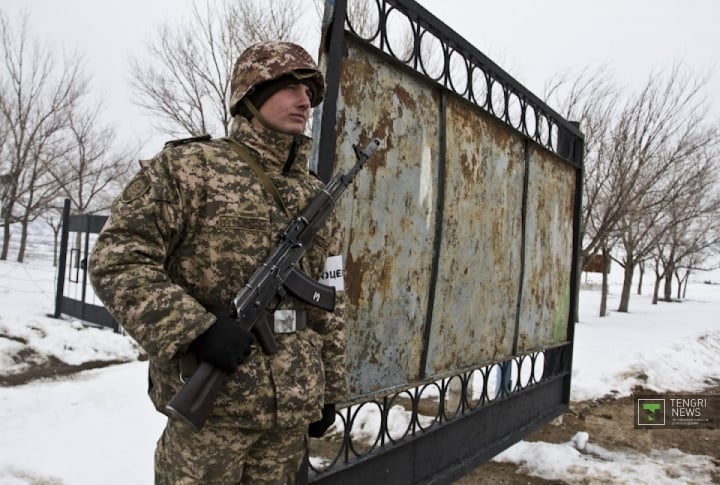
[303,0,584,483]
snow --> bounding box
[494,434,716,485]
[0,362,160,485]
[0,257,139,376]
[1,245,719,484]
[572,282,720,402]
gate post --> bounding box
[52,199,72,319]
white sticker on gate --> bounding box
[318,255,344,291]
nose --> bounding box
[293,84,312,108]
[299,89,312,108]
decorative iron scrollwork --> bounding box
[341,0,581,160]
[309,345,569,477]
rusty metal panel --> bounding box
[425,96,525,375]
[329,39,441,395]
[517,147,576,351]
[320,32,579,398]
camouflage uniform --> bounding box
[90,42,347,484]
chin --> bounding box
[284,124,306,136]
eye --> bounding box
[288,84,312,102]
[303,86,313,100]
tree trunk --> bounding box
[652,275,661,304]
[637,262,644,295]
[600,264,609,317]
[599,247,610,317]
[617,255,635,312]
[0,220,10,260]
[574,252,586,323]
[1,184,18,261]
[681,272,689,299]
[662,262,675,301]
[676,271,689,300]
[16,217,29,263]
[53,226,60,267]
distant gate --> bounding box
[53,199,116,330]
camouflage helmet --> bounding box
[229,41,325,117]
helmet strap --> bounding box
[242,98,274,131]
[282,137,300,175]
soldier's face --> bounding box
[256,83,312,135]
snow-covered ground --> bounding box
[0,242,718,484]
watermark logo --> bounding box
[634,394,719,429]
[637,398,665,426]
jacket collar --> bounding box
[229,116,311,172]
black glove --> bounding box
[189,315,254,373]
[308,404,336,438]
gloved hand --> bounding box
[189,315,254,373]
[308,403,336,438]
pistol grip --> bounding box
[252,315,279,355]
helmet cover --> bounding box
[229,41,325,116]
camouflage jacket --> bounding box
[90,117,348,429]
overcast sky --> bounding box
[3,0,719,159]
[419,0,719,107]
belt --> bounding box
[268,309,307,333]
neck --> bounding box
[229,116,310,171]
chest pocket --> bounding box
[216,213,270,232]
[199,162,275,235]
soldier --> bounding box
[90,41,347,484]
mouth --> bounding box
[289,113,307,123]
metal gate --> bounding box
[302,0,584,483]
[52,199,116,331]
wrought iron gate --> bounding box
[302,0,584,483]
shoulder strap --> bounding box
[164,134,212,147]
[222,138,293,219]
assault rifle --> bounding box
[166,138,381,431]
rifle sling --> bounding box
[223,137,310,274]
[223,138,293,220]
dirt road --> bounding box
[453,386,720,484]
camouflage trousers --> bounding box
[155,417,306,484]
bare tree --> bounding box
[130,0,305,139]
[545,65,719,316]
[672,228,720,299]
[312,0,379,41]
[0,11,88,262]
[612,66,717,312]
[0,104,10,222]
[230,0,306,46]
[650,145,720,303]
[51,101,136,215]
[32,98,137,264]
[651,219,717,304]
[44,208,63,266]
